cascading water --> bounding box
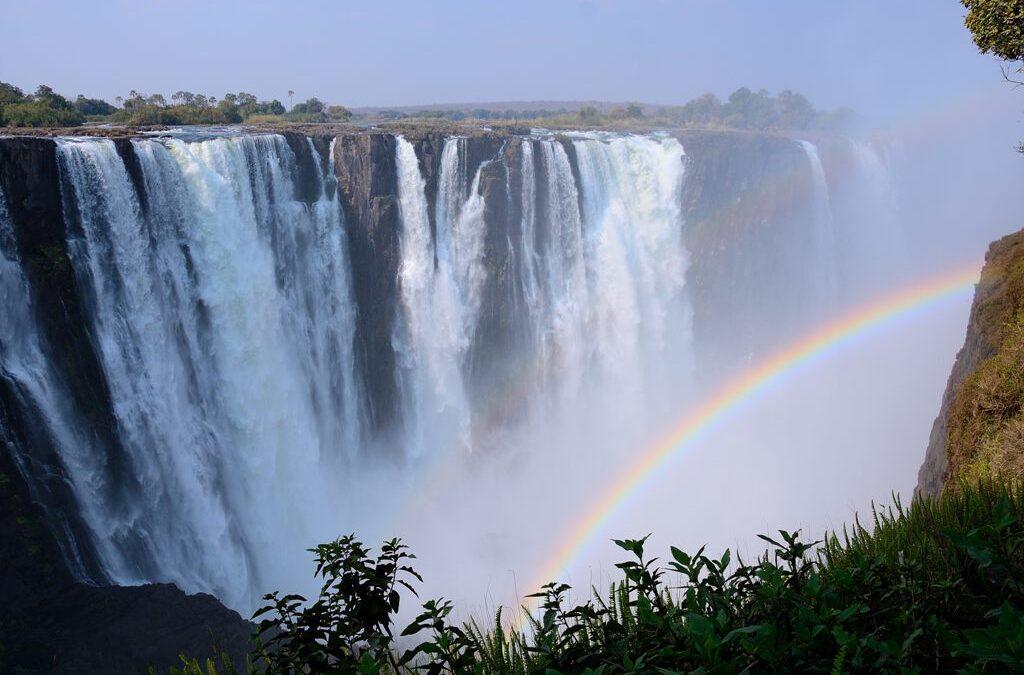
[0,128,891,616]
[799,140,839,310]
[47,135,360,609]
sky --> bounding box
[0,0,1019,125]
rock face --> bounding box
[0,136,117,585]
[333,132,403,432]
[917,229,1024,497]
[0,425,254,674]
[674,130,820,368]
[0,137,255,675]
[0,126,861,671]
[331,130,513,432]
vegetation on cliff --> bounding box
[0,84,353,128]
[161,480,1024,674]
[947,230,1024,489]
[363,88,855,133]
[0,83,85,128]
[0,81,848,133]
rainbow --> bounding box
[520,263,982,614]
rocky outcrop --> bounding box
[330,130,514,434]
[917,229,1024,497]
[333,132,402,433]
[674,130,819,369]
[467,138,527,409]
[0,412,254,674]
[0,136,120,583]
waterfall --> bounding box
[573,135,688,400]
[3,128,850,614]
[49,135,359,609]
[798,140,839,309]
[0,182,105,582]
[510,135,690,414]
[393,136,488,459]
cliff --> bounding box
[0,137,254,674]
[0,126,861,671]
[674,130,821,367]
[918,228,1024,497]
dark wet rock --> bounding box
[333,132,402,433]
[675,130,819,372]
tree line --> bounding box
[0,83,352,128]
[366,89,856,132]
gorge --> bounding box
[1,126,917,670]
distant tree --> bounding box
[579,105,601,123]
[288,89,295,109]
[258,99,286,116]
[235,92,259,117]
[216,96,243,123]
[608,103,643,120]
[0,81,26,105]
[73,95,116,116]
[327,104,352,121]
[775,89,815,129]
[304,97,324,114]
[172,90,195,107]
[683,93,723,125]
[2,84,84,127]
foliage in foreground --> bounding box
[158,479,1024,674]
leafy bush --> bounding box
[74,95,117,116]
[0,83,85,127]
[158,479,1024,673]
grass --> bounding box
[157,478,1024,674]
[948,230,1024,490]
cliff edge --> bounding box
[918,228,1024,497]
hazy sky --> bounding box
[0,0,1017,123]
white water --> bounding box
[0,130,904,619]
[53,136,359,609]
[0,183,104,581]
[798,140,839,310]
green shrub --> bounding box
[160,479,1024,673]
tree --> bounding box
[775,89,815,129]
[579,105,601,123]
[962,0,1024,62]
[0,81,25,105]
[256,99,286,116]
[288,89,295,109]
[172,90,195,107]
[303,97,324,114]
[327,104,352,122]
[74,95,116,116]
[961,0,1024,151]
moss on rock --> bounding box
[944,230,1024,490]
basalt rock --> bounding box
[333,132,402,433]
